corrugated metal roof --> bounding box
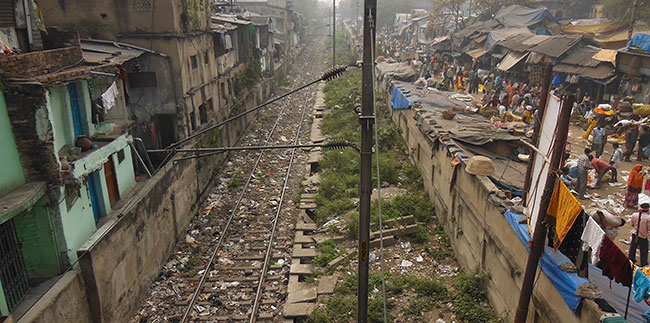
[212,14,252,25]
[466,48,489,58]
[81,40,146,65]
[553,63,615,80]
[497,33,535,52]
[560,46,601,67]
[497,51,529,71]
[529,35,583,58]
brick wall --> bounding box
[0,47,83,78]
[4,84,61,186]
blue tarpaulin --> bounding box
[627,33,650,53]
[391,85,414,109]
[504,210,589,311]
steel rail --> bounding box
[180,96,292,323]
[249,78,314,323]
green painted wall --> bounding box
[58,184,97,263]
[0,92,26,196]
[95,167,111,217]
[13,197,61,278]
[79,80,94,137]
[114,148,136,196]
[0,279,8,315]
[47,86,75,155]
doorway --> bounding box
[104,158,120,209]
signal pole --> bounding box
[358,0,376,322]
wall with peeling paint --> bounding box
[0,91,26,196]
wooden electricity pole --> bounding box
[514,94,576,323]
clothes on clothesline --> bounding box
[547,180,584,249]
[598,235,633,287]
[101,81,119,110]
[634,268,650,303]
[581,216,606,265]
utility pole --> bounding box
[628,0,639,42]
[332,0,336,68]
[514,94,576,323]
[358,0,376,322]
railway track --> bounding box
[132,38,328,323]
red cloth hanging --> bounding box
[598,235,633,287]
[645,178,650,191]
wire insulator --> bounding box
[321,65,348,81]
[323,140,360,152]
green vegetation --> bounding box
[313,239,341,267]
[452,271,504,323]
[327,33,359,67]
[235,53,262,94]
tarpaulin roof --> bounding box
[593,49,618,66]
[494,5,558,28]
[497,51,529,71]
[627,33,650,52]
[504,211,588,312]
[390,84,415,109]
[392,82,522,146]
[529,35,583,58]
[486,28,532,49]
[564,21,650,49]
[452,19,501,48]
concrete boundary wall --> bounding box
[17,58,292,323]
[389,106,601,322]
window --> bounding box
[65,182,80,211]
[199,104,207,124]
[204,51,210,65]
[128,72,157,88]
[133,0,152,10]
[117,149,125,163]
[190,111,197,130]
[190,55,198,70]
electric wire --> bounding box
[370,29,388,323]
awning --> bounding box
[466,48,489,59]
[0,182,46,225]
[497,52,529,71]
[81,39,147,65]
[552,63,616,80]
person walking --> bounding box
[626,164,644,208]
[629,203,650,266]
[625,125,638,161]
[638,126,650,161]
[576,148,592,199]
[609,142,623,182]
[591,123,607,158]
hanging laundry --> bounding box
[101,81,119,110]
[598,235,634,287]
[581,216,606,265]
[225,35,233,50]
[548,211,586,264]
[634,268,650,302]
[547,180,584,249]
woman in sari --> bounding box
[626,164,644,207]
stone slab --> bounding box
[370,224,418,240]
[284,303,316,318]
[294,231,315,244]
[290,263,313,275]
[293,245,317,258]
[317,275,339,295]
[287,287,318,303]
[299,202,317,209]
[369,235,396,248]
[296,222,317,231]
